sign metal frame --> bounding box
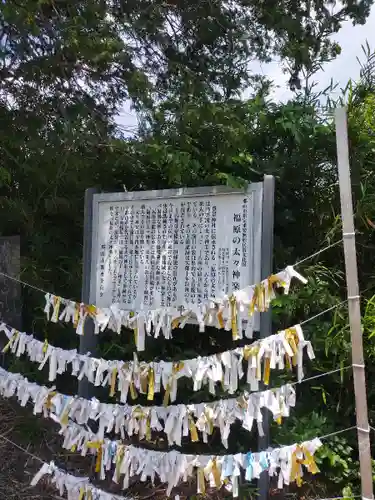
[79,177,275,500]
[89,183,265,310]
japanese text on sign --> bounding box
[93,189,262,311]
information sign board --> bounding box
[90,185,263,317]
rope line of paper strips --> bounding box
[37,429,323,498]
[31,461,134,500]
[0,424,358,500]
[0,361,296,449]
[43,266,307,350]
[0,363,322,498]
[0,322,315,406]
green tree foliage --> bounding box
[0,0,369,307]
[0,1,374,498]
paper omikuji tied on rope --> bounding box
[31,439,322,498]
[43,265,306,349]
[55,420,322,498]
[0,323,314,404]
[31,461,134,500]
[0,365,321,497]
[0,365,295,448]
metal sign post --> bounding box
[79,187,99,398]
[335,107,374,500]
[258,175,275,499]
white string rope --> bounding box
[318,426,357,441]
[0,432,44,464]
[293,239,343,268]
[0,270,50,296]
[290,366,351,387]
[300,299,348,325]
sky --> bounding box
[116,5,375,131]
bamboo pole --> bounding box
[335,106,373,500]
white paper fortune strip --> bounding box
[43,266,307,350]
[53,419,323,497]
[31,461,133,500]
[0,365,295,448]
[0,323,314,404]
